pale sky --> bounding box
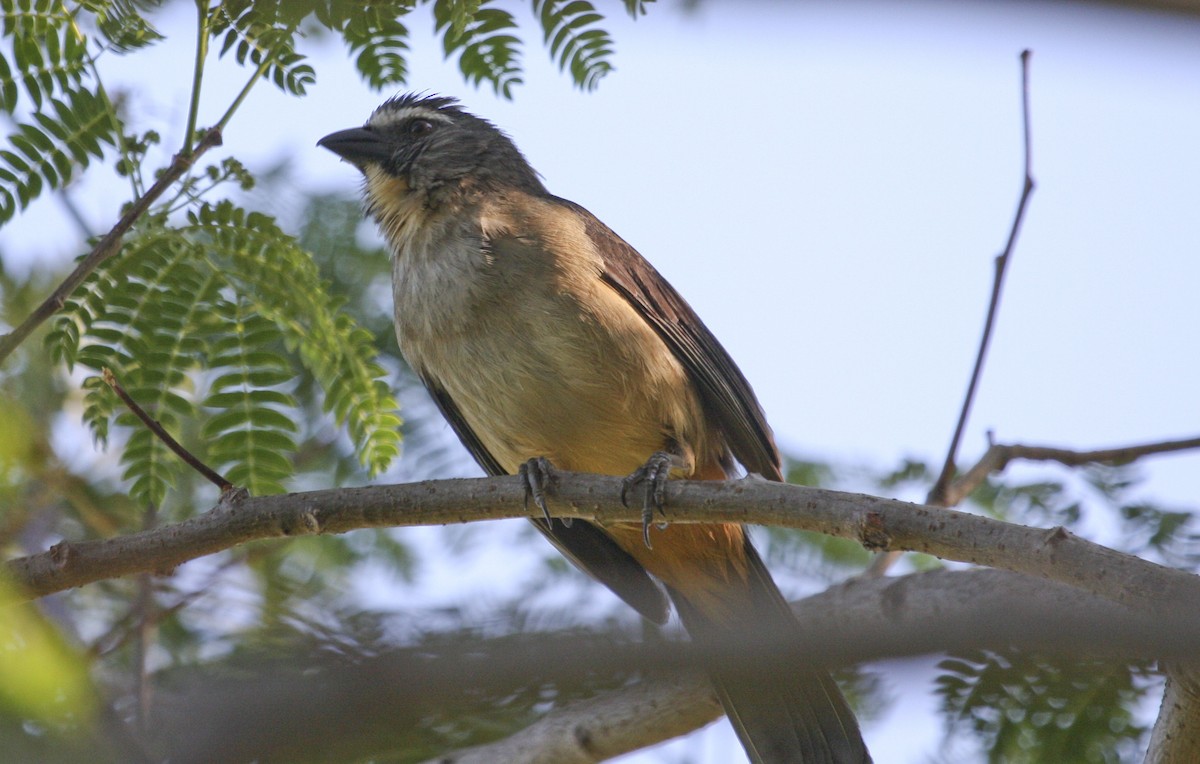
[3,2,1198,761]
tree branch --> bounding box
[422,671,721,764]
[944,435,1200,506]
[868,49,1036,578]
[0,128,223,366]
[7,470,1200,620]
[146,568,1191,764]
[1147,664,1200,764]
[429,567,1176,764]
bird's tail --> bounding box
[667,538,870,764]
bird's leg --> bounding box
[621,450,687,549]
[520,457,568,526]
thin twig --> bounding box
[103,368,232,492]
[184,0,210,155]
[0,128,223,366]
[88,555,241,659]
[928,48,1036,506]
[943,435,1200,506]
[868,50,1036,577]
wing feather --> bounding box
[553,199,783,482]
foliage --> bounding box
[533,0,616,91]
[0,577,95,725]
[937,649,1151,763]
[774,454,1191,760]
[41,198,402,505]
[0,7,119,222]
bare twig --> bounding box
[944,435,1200,506]
[929,48,1036,506]
[0,128,223,366]
[88,555,241,659]
[870,49,1036,577]
[7,471,1200,619]
[103,369,232,492]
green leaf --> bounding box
[533,0,615,91]
[435,1,522,98]
[200,304,300,495]
[1,4,91,114]
[0,578,96,726]
[622,0,652,17]
[341,7,411,90]
[937,649,1150,763]
[208,1,315,96]
[79,0,165,52]
[0,88,118,224]
[193,201,402,477]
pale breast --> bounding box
[388,193,711,477]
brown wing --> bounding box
[554,200,783,483]
[421,376,670,624]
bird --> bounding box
[319,93,871,763]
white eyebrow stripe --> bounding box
[368,106,455,129]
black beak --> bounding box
[317,127,392,165]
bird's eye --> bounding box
[408,119,435,136]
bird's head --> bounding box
[318,94,545,210]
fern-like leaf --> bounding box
[1,0,62,38]
[0,18,89,112]
[622,0,652,17]
[434,0,522,98]
[340,5,411,90]
[534,0,614,91]
[442,0,481,39]
[192,201,401,476]
[203,302,298,496]
[47,199,402,505]
[937,649,1149,763]
[63,227,213,504]
[209,1,315,96]
[0,87,117,224]
[79,0,165,53]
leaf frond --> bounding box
[208,0,315,96]
[0,87,118,224]
[533,0,614,91]
[78,0,165,53]
[191,200,401,476]
[937,649,1150,763]
[433,0,522,98]
[0,12,90,113]
[59,223,211,503]
[202,299,298,495]
[333,2,413,91]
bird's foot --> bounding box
[621,451,679,549]
[520,457,568,526]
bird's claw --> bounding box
[521,457,567,525]
[623,451,675,549]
